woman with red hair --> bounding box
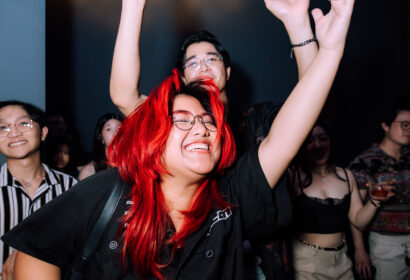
[2,0,355,278]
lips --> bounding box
[185,142,209,151]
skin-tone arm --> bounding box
[1,251,17,280]
[259,0,355,188]
[78,161,96,181]
[110,0,147,116]
[15,251,60,280]
[265,0,318,78]
[351,222,372,279]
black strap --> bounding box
[70,176,125,277]
[342,168,352,193]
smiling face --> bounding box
[101,119,122,148]
[162,94,221,181]
[304,126,331,166]
[182,42,231,93]
[0,105,47,160]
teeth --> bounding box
[186,143,209,151]
[9,141,25,147]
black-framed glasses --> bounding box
[171,110,217,132]
[183,54,223,70]
[393,121,410,130]
[0,119,34,138]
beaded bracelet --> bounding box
[290,36,317,59]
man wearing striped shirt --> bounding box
[0,101,77,279]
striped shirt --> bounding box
[0,162,77,269]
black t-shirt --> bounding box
[2,146,278,279]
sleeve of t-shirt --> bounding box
[1,169,119,268]
[348,156,374,190]
[218,145,280,240]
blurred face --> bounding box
[0,105,47,160]
[182,42,231,93]
[163,94,221,180]
[54,144,70,169]
[383,110,410,146]
[101,119,122,148]
[304,126,331,166]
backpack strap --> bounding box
[70,175,125,279]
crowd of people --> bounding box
[0,0,408,279]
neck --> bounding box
[310,164,330,177]
[160,175,201,232]
[379,137,402,160]
[7,153,45,189]
[219,90,229,119]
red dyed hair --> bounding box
[108,69,236,278]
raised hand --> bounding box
[311,0,355,52]
[264,0,310,24]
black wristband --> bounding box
[290,36,317,59]
[369,198,381,208]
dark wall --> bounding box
[46,0,409,163]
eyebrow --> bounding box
[184,52,221,63]
[0,115,31,123]
[172,110,211,116]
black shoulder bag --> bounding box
[68,178,125,280]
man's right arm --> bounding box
[110,0,147,116]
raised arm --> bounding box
[264,0,318,78]
[259,0,355,188]
[15,251,60,280]
[110,0,147,116]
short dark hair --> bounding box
[176,30,231,74]
[0,100,46,128]
[380,95,410,126]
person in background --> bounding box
[349,98,410,280]
[47,137,78,177]
[287,122,393,279]
[0,101,77,280]
[78,113,124,180]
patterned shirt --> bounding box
[349,144,410,233]
[0,162,77,269]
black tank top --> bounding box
[293,168,351,234]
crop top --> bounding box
[293,168,351,234]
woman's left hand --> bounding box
[312,0,355,53]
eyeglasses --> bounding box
[171,110,217,132]
[183,55,223,70]
[0,119,34,137]
[393,121,410,130]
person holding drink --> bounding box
[287,122,392,279]
[349,99,410,280]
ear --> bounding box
[41,126,49,142]
[381,122,390,133]
[226,66,231,81]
